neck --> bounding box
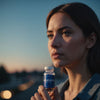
[65,62,91,93]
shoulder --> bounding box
[91,74,100,100]
[56,78,69,100]
[95,87,100,100]
[90,86,100,100]
[57,76,69,93]
[57,80,68,93]
[77,73,100,100]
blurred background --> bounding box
[0,0,100,100]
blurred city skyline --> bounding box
[0,0,100,73]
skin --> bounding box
[31,85,61,100]
[47,12,89,68]
[31,12,96,100]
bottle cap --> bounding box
[44,66,54,71]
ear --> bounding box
[86,32,97,49]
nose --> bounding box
[51,34,61,48]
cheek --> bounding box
[48,42,51,54]
[64,38,87,56]
[74,39,86,49]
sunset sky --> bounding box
[0,0,100,73]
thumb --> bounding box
[38,85,51,100]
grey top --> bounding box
[57,73,100,100]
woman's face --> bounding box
[47,12,89,68]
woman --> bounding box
[31,2,100,100]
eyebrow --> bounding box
[47,26,72,33]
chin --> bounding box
[53,61,66,68]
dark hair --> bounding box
[46,2,100,74]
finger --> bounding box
[48,90,54,97]
[38,89,43,100]
[48,87,59,100]
[34,92,42,100]
[50,96,55,100]
[38,85,51,100]
[48,87,57,97]
[48,90,55,100]
[31,96,36,100]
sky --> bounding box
[0,0,100,73]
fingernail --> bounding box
[39,85,44,91]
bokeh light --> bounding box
[1,90,12,99]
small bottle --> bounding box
[43,66,55,91]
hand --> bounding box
[31,85,51,100]
[48,87,62,100]
[30,85,61,100]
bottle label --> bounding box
[44,80,55,88]
[44,74,55,88]
[44,74,55,80]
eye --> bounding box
[47,34,54,39]
[62,31,72,37]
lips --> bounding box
[51,52,63,59]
